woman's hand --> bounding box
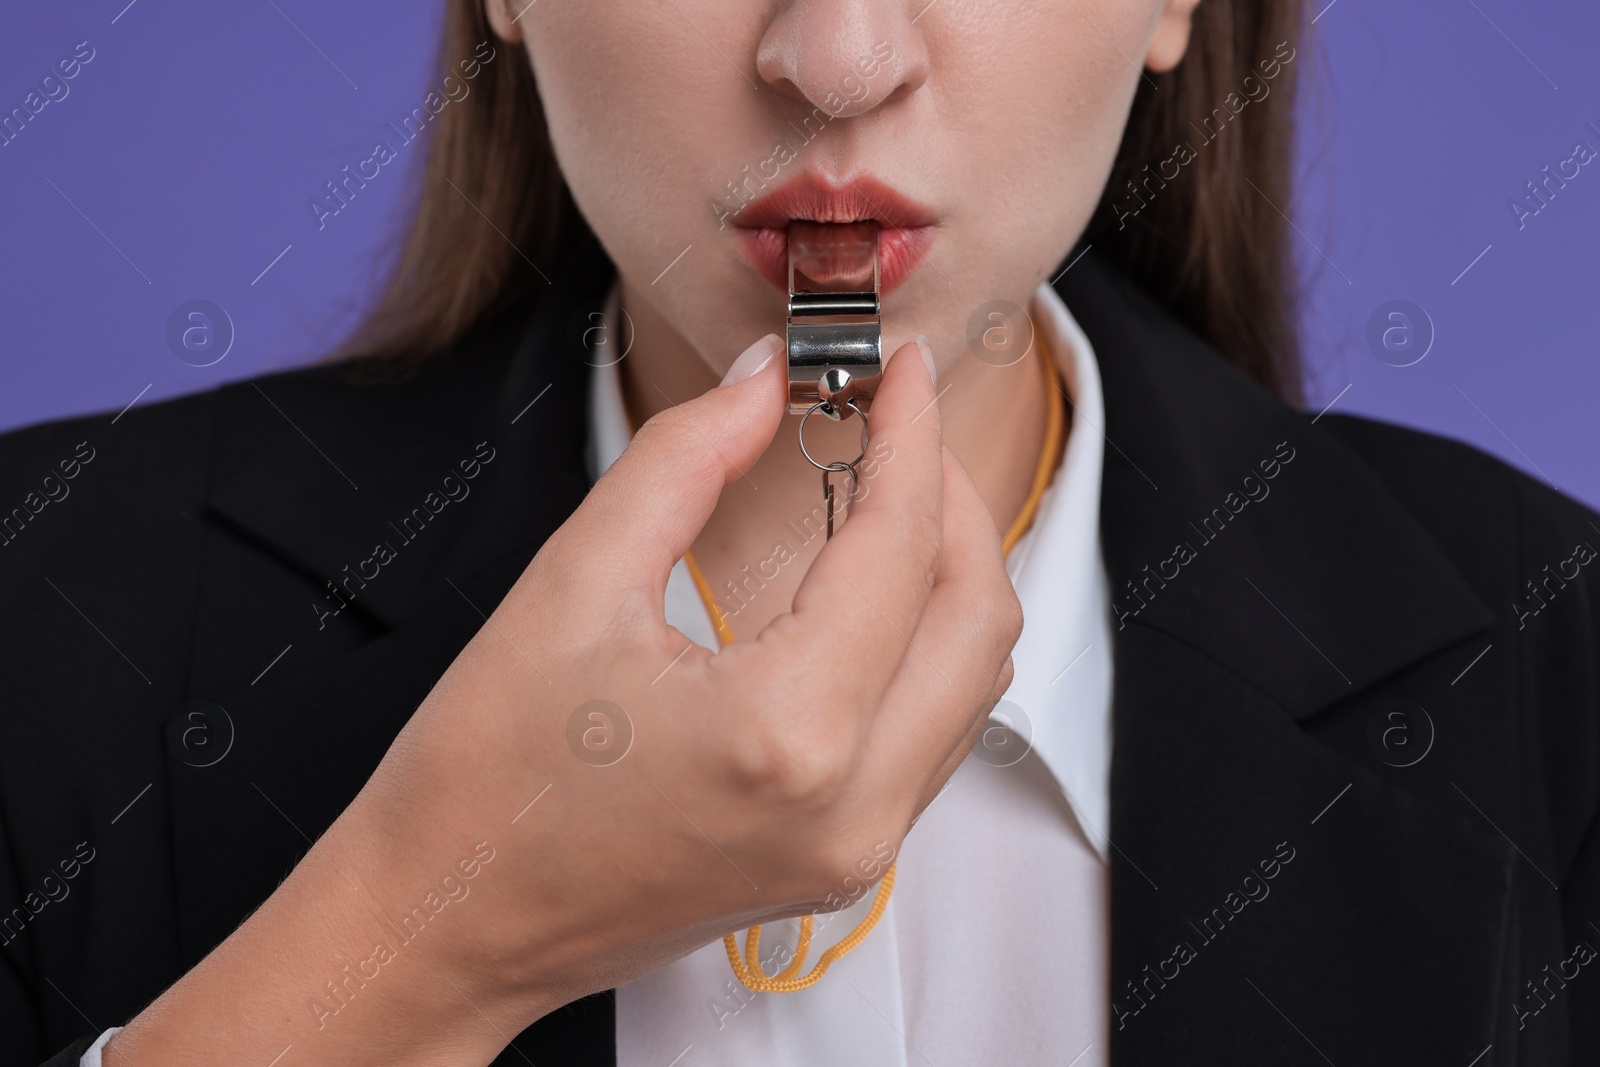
[106,335,1022,1066]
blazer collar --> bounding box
[203,235,615,628]
[1055,250,1492,718]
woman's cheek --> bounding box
[525,13,762,259]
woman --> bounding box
[4,0,1597,1063]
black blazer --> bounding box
[5,241,1598,1066]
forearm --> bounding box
[103,813,530,1066]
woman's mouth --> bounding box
[730,175,936,296]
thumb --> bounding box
[580,333,786,589]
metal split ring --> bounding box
[797,398,869,474]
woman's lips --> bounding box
[735,226,934,296]
[730,176,937,296]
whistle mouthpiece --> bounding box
[786,220,882,418]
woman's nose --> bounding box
[756,0,930,117]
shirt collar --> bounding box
[997,282,1114,863]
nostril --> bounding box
[763,75,813,106]
[880,77,920,108]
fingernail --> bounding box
[916,335,938,387]
[719,334,781,387]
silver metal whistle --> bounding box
[786,220,882,418]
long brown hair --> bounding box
[334,1,1306,404]
[1083,2,1306,403]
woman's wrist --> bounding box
[104,804,536,1066]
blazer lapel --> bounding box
[164,236,621,1061]
[1057,252,1512,1064]
[202,248,610,631]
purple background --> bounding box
[3,0,1597,506]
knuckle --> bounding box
[726,717,857,808]
[977,571,1024,643]
[809,831,898,908]
[921,544,945,602]
[992,654,1017,699]
[630,407,681,448]
[960,578,1022,655]
[875,501,942,579]
[996,585,1024,645]
[908,511,944,589]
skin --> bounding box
[496,0,1200,640]
[106,1,1200,1063]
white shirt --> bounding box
[605,283,1116,1067]
[82,284,1115,1067]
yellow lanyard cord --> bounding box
[677,337,1065,992]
